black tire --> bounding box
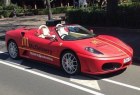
[8,40,19,59]
[61,51,80,75]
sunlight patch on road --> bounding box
[71,76,101,90]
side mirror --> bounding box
[89,29,94,34]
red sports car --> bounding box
[5,24,133,75]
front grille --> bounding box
[102,63,121,71]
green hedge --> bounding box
[31,7,73,15]
[66,9,108,26]
[0,5,72,18]
[0,4,24,17]
[2,4,23,10]
[66,3,140,28]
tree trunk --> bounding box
[4,0,11,6]
[46,0,53,20]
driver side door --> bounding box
[28,35,60,66]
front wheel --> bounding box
[61,51,80,75]
[8,41,19,59]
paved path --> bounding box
[0,14,65,31]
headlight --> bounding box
[85,47,103,55]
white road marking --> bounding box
[0,51,4,53]
[0,60,104,95]
[94,76,140,91]
[71,76,100,90]
[0,51,8,54]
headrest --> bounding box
[42,28,50,36]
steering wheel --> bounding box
[60,34,67,39]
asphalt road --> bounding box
[0,41,140,95]
[0,15,140,95]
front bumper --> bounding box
[77,53,132,75]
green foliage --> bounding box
[0,1,2,6]
[0,6,3,10]
[0,4,24,17]
[52,7,73,14]
[1,10,12,17]
[0,5,73,18]
[132,0,140,2]
[66,8,107,26]
[30,7,73,15]
[117,2,140,27]
[2,4,23,10]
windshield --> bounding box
[56,25,96,41]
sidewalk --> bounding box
[0,14,65,32]
[0,15,140,62]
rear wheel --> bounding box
[8,41,19,59]
[61,51,80,75]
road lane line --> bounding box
[93,76,140,91]
[0,60,104,95]
[70,76,101,90]
[0,51,8,54]
[0,51,4,53]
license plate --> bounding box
[123,57,131,63]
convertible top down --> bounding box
[6,24,133,75]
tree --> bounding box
[4,0,11,6]
[45,0,53,20]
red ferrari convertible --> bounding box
[5,24,133,75]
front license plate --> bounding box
[123,57,131,63]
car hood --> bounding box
[74,35,132,57]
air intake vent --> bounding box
[102,63,121,71]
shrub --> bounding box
[118,2,140,27]
[52,7,67,14]
[30,7,73,15]
[2,10,12,17]
[66,8,107,26]
[0,4,24,17]
[0,6,3,10]
[2,4,23,10]
[66,3,140,28]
